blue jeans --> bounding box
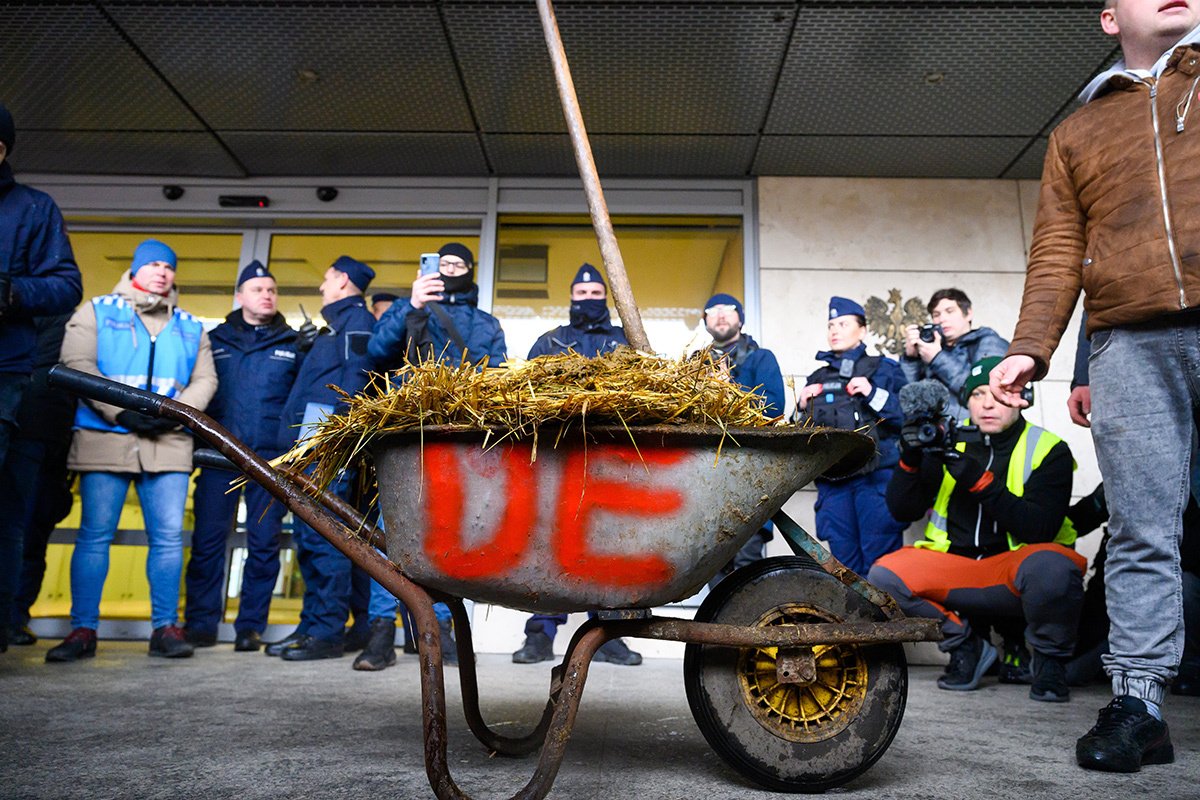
[70,471,190,630]
[814,469,907,576]
[185,468,284,636]
[1089,323,1197,705]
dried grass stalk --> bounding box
[279,348,783,486]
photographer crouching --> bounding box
[868,357,1086,702]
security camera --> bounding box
[316,186,339,202]
[162,185,185,201]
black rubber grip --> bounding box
[47,365,166,417]
[193,448,239,473]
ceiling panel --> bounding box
[483,134,577,175]
[753,135,1029,178]
[0,2,201,131]
[1002,137,1049,181]
[445,1,794,134]
[221,132,488,176]
[14,131,244,177]
[766,4,1114,136]
[484,133,756,176]
[105,1,475,132]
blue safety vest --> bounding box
[75,294,204,433]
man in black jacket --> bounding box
[868,357,1086,702]
[183,262,302,651]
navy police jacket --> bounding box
[714,334,786,419]
[208,311,301,454]
[803,343,906,470]
[278,295,375,449]
[0,162,83,374]
[528,320,626,359]
[368,284,506,370]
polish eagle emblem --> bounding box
[864,289,929,357]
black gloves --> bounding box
[898,438,924,469]
[939,450,988,490]
[116,410,179,437]
[295,319,320,353]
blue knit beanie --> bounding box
[704,293,744,323]
[130,240,177,276]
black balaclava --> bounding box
[438,242,475,295]
[568,262,610,329]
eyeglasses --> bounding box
[439,258,469,275]
[704,304,738,317]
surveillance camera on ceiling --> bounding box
[162,185,185,201]
[316,187,339,202]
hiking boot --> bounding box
[1029,652,1070,703]
[9,624,38,646]
[46,628,97,663]
[937,636,997,691]
[183,627,217,647]
[343,622,371,653]
[1077,696,1174,772]
[512,631,555,664]
[234,630,263,652]
[149,625,195,659]
[595,638,643,666]
[264,629,304,657]
[353,619,398,672]
[999,642,1033,685]
[439,617,459,667]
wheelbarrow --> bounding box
[49,365,941,797]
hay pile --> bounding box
[280,348,781,484]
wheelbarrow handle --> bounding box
[47,365,165,417]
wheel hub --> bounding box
[737,604,868,743]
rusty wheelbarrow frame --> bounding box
[49,365,939,799]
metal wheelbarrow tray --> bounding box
[49,366,940,798]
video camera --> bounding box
[898,380,981,455]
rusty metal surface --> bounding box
[772,510,906,621]
[372,425,873,612]
[605,615,942,646]
[775,647,816,685]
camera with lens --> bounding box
[899,380,981,456]
[918,323,943,344]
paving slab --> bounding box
[1,642,1196,799]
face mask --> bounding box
[440,270,474,295]
[570,298,610,328]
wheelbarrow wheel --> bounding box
[683,556,907,793]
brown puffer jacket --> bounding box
[1009,43,1200,379]
[61,271,217,473]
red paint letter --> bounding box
[554,446,684,587]
[424,444,536,579]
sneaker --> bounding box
[353,619,398,671]
[438,617,459,667]
[45,628,98,663]
[1077,696,1174,772]
[999,642,1033,685]
[183,627,217,647]
[937,636,997,691]
[512,631,555,664]
[9,624,37,646]
[149,625,195,659]
[595,638,643,666]
[1029,652,1070,703]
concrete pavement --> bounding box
[1,642,1196,799]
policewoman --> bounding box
[796,296,908,575]
[48,239,217,662]
[183,261,301,652]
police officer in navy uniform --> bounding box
[702,293,786,590]
[796,296,908,576]
[509,264,641,667]
[268,256,376,661]
[183,261,301,652]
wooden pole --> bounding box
[535,0,652,352]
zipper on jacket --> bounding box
[146,335,157,392]
[974,438,995,552]
[1149,80,1190,309]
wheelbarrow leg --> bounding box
[771,510,905,621]
[445,598,558,758]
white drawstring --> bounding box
[1175,73,1200,132]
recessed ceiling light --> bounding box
[297,68,320,83]
[923,71,945,85]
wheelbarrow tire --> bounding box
[683,556,907,793]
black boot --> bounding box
[1077,696,1174,772]
[595,638,642,666]
[279,635,344,661]
[1029,652,1070,703]
[234,630,263,652]
[353,619,398,671]
[937,635,997,691]
[512,631,554,664]
[264,629,303,657]
[8,624,37,646]
[343,621,371,653]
